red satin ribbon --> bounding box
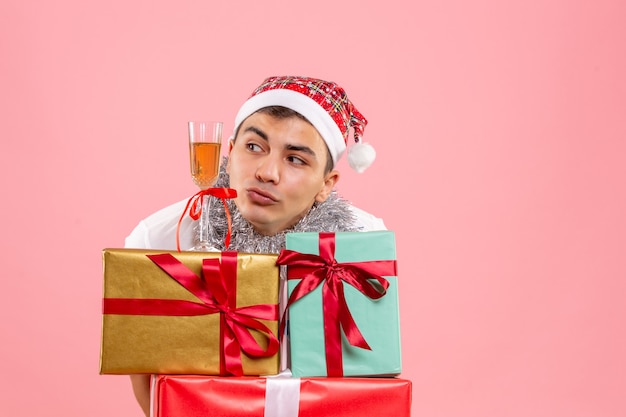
[103,252,279,376]
[276,232,397,377]
[176,187,238,252]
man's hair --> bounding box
[233,106,335,174]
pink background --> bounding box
[2,1,624,416]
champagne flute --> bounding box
[188,121,223,251]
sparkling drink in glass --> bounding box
[188,121,223,251]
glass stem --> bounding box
[198,194,212,246]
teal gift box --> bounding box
[279,231,401,377]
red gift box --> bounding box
[151,374,412,417]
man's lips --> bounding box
[246,187,278,205]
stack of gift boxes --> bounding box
[100,231,412,416]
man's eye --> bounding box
[287,155,306,165]
[247,143,262,152]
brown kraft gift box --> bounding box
[99,248,280,376]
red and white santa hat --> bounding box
[234,76,375,173]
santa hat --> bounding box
[233,76,375,173]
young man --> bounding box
[124,75,385,415]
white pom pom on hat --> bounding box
[234,76,375,173]
[348,141,376,173]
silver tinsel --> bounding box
[197,157,360,254]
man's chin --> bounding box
[239,210,280,236]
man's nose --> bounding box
[255,155,280,183]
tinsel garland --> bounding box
[198,157,359,254]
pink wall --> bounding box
[2,1,624,416]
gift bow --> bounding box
[276,232,397,376]
[176,187,238,252]
[103,252,279,376]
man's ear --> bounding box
[315,169,340,203]
[226,137,235,173]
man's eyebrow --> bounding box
[243,125,268,141]
[285,144,316,157]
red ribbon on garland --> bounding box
[176,187,238,252]
[276,232,397,377]
[103,252,279,376]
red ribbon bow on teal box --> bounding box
[277,231,399,377]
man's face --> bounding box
[226,112,339,236]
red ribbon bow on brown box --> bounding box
[102,251,279,376]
